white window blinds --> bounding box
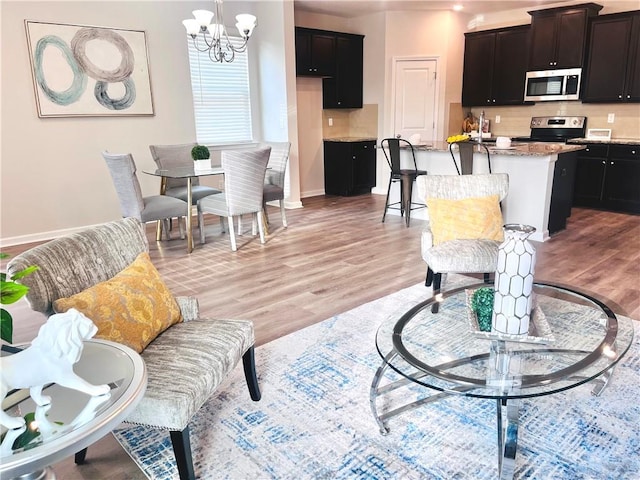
[187,36,253,145]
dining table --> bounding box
[144,165,224,253]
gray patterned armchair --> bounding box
[7,218,261,480]
[416,174,509,311]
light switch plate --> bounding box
[607,113,615,123]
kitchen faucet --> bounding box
[477,110,485,144]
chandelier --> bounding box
[182,0,257,63]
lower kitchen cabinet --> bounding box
[573,143,640,214]
[324,140,376,196]
[549,152,577,235]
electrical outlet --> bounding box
[328,118,333,126]
[495,115,501,124]
[607,113,615,123]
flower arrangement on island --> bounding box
[446,134,471,144]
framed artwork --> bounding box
[25,20,155,117]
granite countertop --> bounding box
[567,138,640,145]
[412,141,585,156]
[324,136,378,142]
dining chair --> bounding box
[380,138,428,227]
[198,146,271,251]
[416,173,509,312]
[102,151,188,240]
[262,141,291,228]
[149,143,222,228]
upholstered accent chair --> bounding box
[380,138,428,227]
[417,174,509,312]
[262,141,291,228]
[149,143,222,229]
[102,151,187,241]
[198,146,271,251]
[7,218,261,480]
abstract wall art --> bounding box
[25,21,155,117]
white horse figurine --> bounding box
[0,309,110,429]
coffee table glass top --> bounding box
[375,282,634,399]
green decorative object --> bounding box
[1,253,38,344]
[190,144,210,161]
[471,287,494,332]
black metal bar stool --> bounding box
[380,138,427,227]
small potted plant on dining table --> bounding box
[191,144,211,171]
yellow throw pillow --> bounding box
[53,252,182,353]
[426,194,504,245]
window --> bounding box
[187,37,253,145]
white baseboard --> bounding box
[0,222,110,248]
[301,189,325,198]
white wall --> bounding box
[0,0,297,245]
[293,10,353,198]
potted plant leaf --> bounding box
[1,253,38,344]
[191,144,211,171]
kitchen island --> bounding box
[381,141,586,242]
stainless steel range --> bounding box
[514,116,587,143]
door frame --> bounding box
[389,55,441,143]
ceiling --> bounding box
[293,0,576,18]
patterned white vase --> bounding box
[492,224,537,335]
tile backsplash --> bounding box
[322,104,378,138]
[469,102,640,139]
[321,101,638,142]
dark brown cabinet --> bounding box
[295,28,336,77]
[582,11,640,103]
[462,25,531,107]
[295,27,364,109]
[573,143,640,214]
[323,33,364,109]
[323,140,376,196]
[528,3,602,70]
[549,152,578,235]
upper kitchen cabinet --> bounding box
[462,25,531,107]
[582,11,640,103]
[295,27,336,77]
[528,3,602,70]
[323,33,364,109]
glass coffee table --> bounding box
[370,281,634,480]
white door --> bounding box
[393,59,438,144]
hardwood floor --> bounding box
[3,194,639,479]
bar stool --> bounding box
[380,138,427,227]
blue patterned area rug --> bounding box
[114,275,640,479]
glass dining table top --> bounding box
[143,165,225,178]
[375,281,634,399]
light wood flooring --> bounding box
[3,194,639,479]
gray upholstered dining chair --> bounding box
[7,218,261,480]
[102,151,187,240]
[149,143,222,227]
[262,141,291,228]
[198,146,271,251]
[417,173,509,312]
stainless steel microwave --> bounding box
[524,68,581,102]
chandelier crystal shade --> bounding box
[182,0,257,63]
